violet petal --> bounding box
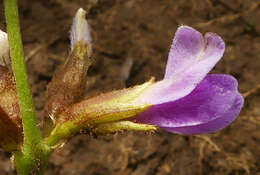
[134,74,244,135]
[164,25,204,79]
[136,26,225,105]
[70,8,92,54]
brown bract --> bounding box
[44,42,91,135]
[0,66,22,151]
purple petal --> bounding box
[134,74,244,135]
[165,26,225,79]
[70,8,92,54]
[135,26,225,104]
[164,26,204,79]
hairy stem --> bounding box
[4,0,51,174]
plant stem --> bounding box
[4,0,42,151]
[4,0,51,174]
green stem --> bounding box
[4,0,51,174]
[4,0,41,152]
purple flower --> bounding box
[132,26,244,135]
[52,26,244,140]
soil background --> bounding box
[0,0,260,175]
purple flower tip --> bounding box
[70,8,92,55]
[133,26,243,135]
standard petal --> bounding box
[134,74,244,134]
[165,26,225,79]
[136,26,225,104]
[164,26,204,79]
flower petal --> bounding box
[165,26,225,79]
[0,29,9,66]
[134,74,244,134]
[164,26,204,79]
[136,26,225,104]
[70,8,92,55]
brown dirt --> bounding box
[0,0,260,174]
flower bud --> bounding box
[44,8,92,135]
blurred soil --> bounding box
[0,0,260,174]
